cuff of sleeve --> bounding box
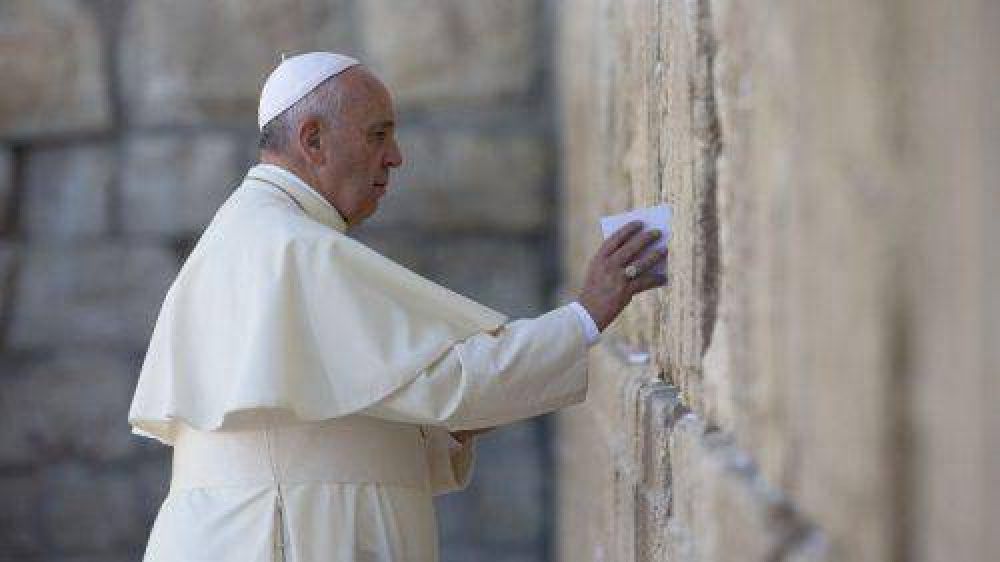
[568,301,601,347]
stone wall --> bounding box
[555,0,999,561]
[0,1,558,560]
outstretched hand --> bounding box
[577,220,668,332]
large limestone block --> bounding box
[132,454,172,524]
[557,342,821,562]
[0,353,138,465]
[0,0,111,138]
[472,422,546,546]
[556,0,619,290]
[423,238,544,318]
[558,0,1000,560]
[22,143,114,240]
[643,0,719,388]
[121,133,242,237]
[555,343,663,562]
[900,2,1000,560]
[7,244,177,349]
[0,149,11,233]
[665,414,821,561]
[359,0,539,107]
[774,5,901,560]
[39,461,147,553]
[703,0,805,490]
[0,474,42,556]
[353,230,545,318]
[0,242,15,325]
[668,0,904,558]
[369,128,548,232]
[634,382,683,560]
[120,0,353,126]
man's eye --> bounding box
[373,132,387,140]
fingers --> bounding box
[600,221,644,258]
[625,249,669,293]
[628,272,668,294]
[629,247,667,276]
[612,228,662,267]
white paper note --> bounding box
[600,204,673,276]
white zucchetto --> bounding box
[258,52,360,130]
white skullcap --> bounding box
[258,52,360,130]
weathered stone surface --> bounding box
[7,244,177,350]
[359,0,539,107]
[120,0,353,126]
[899,3,1000,561]
[439,545,541,562]
[784,532,832,562]
[132,454,171,525]
[39,461,146,552]
[49,555,135,562]
[473,421,546,546]
[665,414,807,561]
[434,422,548,554]
[22,143,114,240]
[121,133,242,237]
[368,128,548,232]
[634,383,683,560]
[556,344,655,562]
[353,230,545,318]
[349,228,430,272]
[0,353,138,466]
[435,422,547,562]
[0,474,43,556]
[744,5,899,559]
[425,238,544,318]
[0,242,16,325]
[558,0,886,558]
[0,149,12,231]
[555,0,672,356]
[0,0,111,138]
[557,344,822,562]
[556,0,615,292]
[558,0,1000,560]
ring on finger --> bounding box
[624,263,641,280]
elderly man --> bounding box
[129,52,667,562]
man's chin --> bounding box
[352,205,379,226]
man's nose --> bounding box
[385,139,403,168]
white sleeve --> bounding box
[568,300,601,346]
[359,303,590,431]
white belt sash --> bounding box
[169,415,431,491]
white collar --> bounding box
[247,163,349,232]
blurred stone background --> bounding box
[0,1,558,560]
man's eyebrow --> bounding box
[369,120,395,129]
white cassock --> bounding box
[127,163,599,562]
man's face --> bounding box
[316,69,403,226]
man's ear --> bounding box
[297,118,325,165]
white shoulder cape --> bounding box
[128,164,507,445]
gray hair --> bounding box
[258,75,348,153]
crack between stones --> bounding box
[666,406,827,561]
[695,0,721,357]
